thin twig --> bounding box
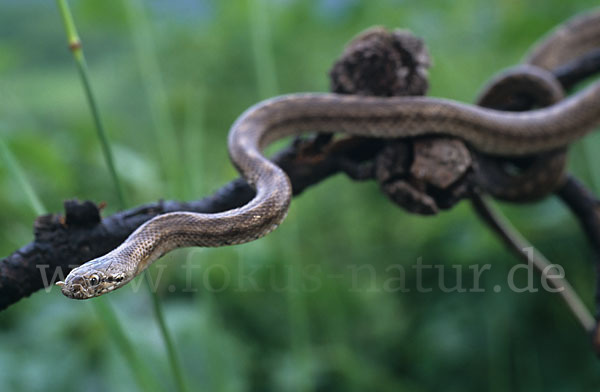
[470,193,595,332]
[555,175,600,352]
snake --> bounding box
[58,9,600,299]
[472,65,568,201]
[473,8,600,201]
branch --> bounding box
[470,193,596,333]
[0,137,381,310]
[555,175,600,353]
[555,48,600,91]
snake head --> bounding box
[57,263,127,300]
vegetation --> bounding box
[0,0,599,391]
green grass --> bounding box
[1,1,600,391]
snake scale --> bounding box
[59,9,600,299]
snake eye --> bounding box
[89,275,99,286]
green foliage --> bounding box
[0,1,599,391]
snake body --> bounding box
[473,65,567,201]
[474,11,600,202]
[59,9,600,299]
[473,7,600,201]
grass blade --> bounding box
[249,0,279,99]
[249,2,314,391]
[122,0,182,198]
[56,0,127,209]
[148,285,189,392]
[0,137,46,215]
[55,2,186,391]
[93,298,162,392]
[119,1,190,390]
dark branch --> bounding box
[555,48,600,91]
[0,137,382,310]
[555,175,600,354]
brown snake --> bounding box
[472,65,568,201]
[473,8,600,201]
[59,9,600,299]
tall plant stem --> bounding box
[55,2,185,391]
[56,0,127,209]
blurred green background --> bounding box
[1,0,600,391]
